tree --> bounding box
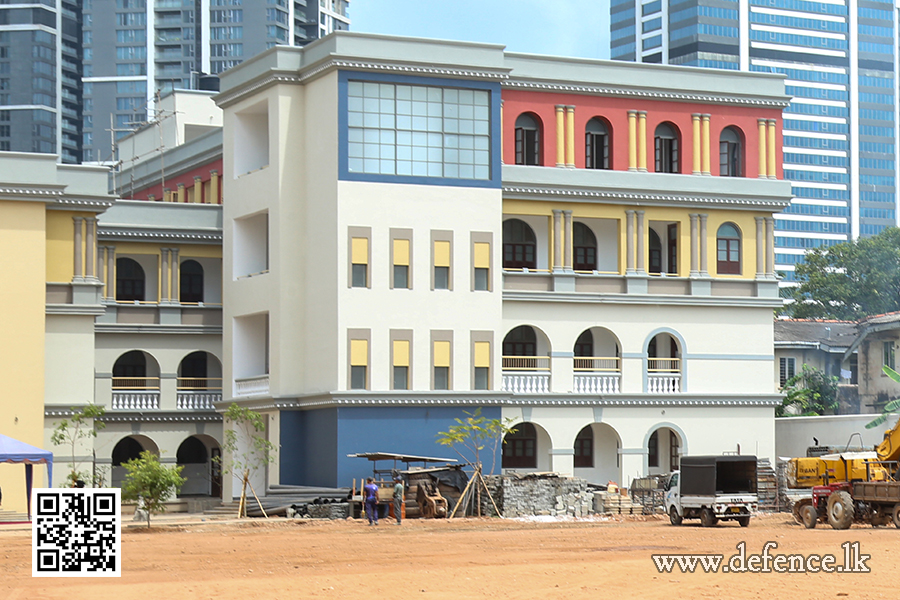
[436,407,517,475]
[121,450,185,528]
[866,366,900,429]
[777,364,839,417]
[50,404,106,487]
[784,227,900,320]
[219,403,277,518]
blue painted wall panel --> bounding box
[279,409,339,487]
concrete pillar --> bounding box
[563,210,573,270]
[701,114,711,176]
[172,248,180,303]
[85,218,96,279]
[699,213,709,276]
[755,217,765,279]
[627,111,637,171]
[176,182,185,203]
[637,111,648,172]
[625,210,635,273]
[550,450,575,478]
[689,213,699,276]
[73,216,83,281]
[210,170,219,204]
[767,119,777,180]
[193,176,203,203]
[107,246,116,300]
[163,188,172,202]
[691,114,701,175]
[160,248,170,302]
[98,246,107,293]
[552,210,563,271]
[555,105,565,167]
[765,217,775,277]
[619,451,648,488]
[636,210,646,273]
[565,105,575,167]
[757,119,768,178]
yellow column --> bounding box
[555,105,565,167]
[193,176,203,203]
[701,114,711,176]
[565,105,575,167]
[176,182,185,203]
[627,110,637,171]
[210,170,220,204]
[757,119,768,178]
[163,188,172,202]
[691,114,701,175]
[767,119,777,179]
[637,111,647,172]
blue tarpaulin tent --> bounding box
[0,433,53,519]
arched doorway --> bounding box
[176,435,222,497]
[647,426,682,475]
[110,435,159,488]
[647,332,682,393]
[502,422,552,472]
[573,423,622,485]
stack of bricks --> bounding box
[481,474,593,518]
[593,490,643,515]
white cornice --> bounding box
[46,304,106,316]
[502,185,791,210]
[98,228,222,243]
[0,186,63,202]
[95,323,222,335]
[502,289,784,308]
[502,79,791,108]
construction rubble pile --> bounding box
[481,473,594,518]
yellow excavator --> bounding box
[789,415,900,525]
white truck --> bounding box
[664,455,759,527]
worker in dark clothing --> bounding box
[364,477,379,526]
[393,476,404,525]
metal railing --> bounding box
[501,356,551,371]
[573,357,621,372]
[111,377,160,390]
[647,357,681,373]
[176,377,223,390]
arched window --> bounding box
[717,223,741,274]
[574,330,593,357]
[502,422,537,468]
[574,426,593,468]
[648,430,659,468]
[502,219,537,269]
[177,436,208,464]
[116,257,145,301]
[585,118,610,169]
[180,259,204,303]
[503,326,536,357]
[573,222,597,271]
[113,350,146,379]
[654,123,679,173]
[112,437,144,466]
[178,351,208,388]
[719,127,742,177]
[515,113,540,166]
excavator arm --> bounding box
[875,415,900,464]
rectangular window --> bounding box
[433,340,451,390]
[474,340,490,390]
[391,233,411,289]
[350,338,368,390]
[350,234,369,288]
[883,342,895,370]
[392,339,410,390]
[473,239,490,291]
[432,234,452,290]
[346,78,492,182]
[779,357,796,387]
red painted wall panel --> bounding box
[127,158,224,204]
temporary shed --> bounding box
[0,434,54,519]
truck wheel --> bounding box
[738,516,751,528]
[669,506,682,526]
[893,504,900,529]
[700,508,717,527]
[800,504,818,529]
[827,491,853,530]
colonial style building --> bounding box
[213,32,793,496]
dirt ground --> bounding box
[1,512,897,599]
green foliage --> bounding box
[436,408,517,475]
[219,403,277,476]
[121,451,185,528]
[50,404,106,488]
[778,364,839,417]
[866,366,900,429]
[782,227,900,320]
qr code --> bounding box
[32,489,121,577]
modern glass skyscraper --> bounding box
[611,0,898,282]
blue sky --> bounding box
[349,0,611,60]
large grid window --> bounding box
[347,81,491,180]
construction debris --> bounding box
[594,490,642,515]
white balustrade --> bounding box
[573,374,621,394]
[502,373,550,394]
[234,375,269,397]
[648,374,681,394]
[176,392,221,410]
[111,392,160,411]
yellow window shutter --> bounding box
[433,341,451,368]
[350,339,368,366]
[351,237,368,265]
[473,242,490,269]
[393,238,410,266]
[393,340,410,367]
[474,341,490,368]
[434,240,450,267]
